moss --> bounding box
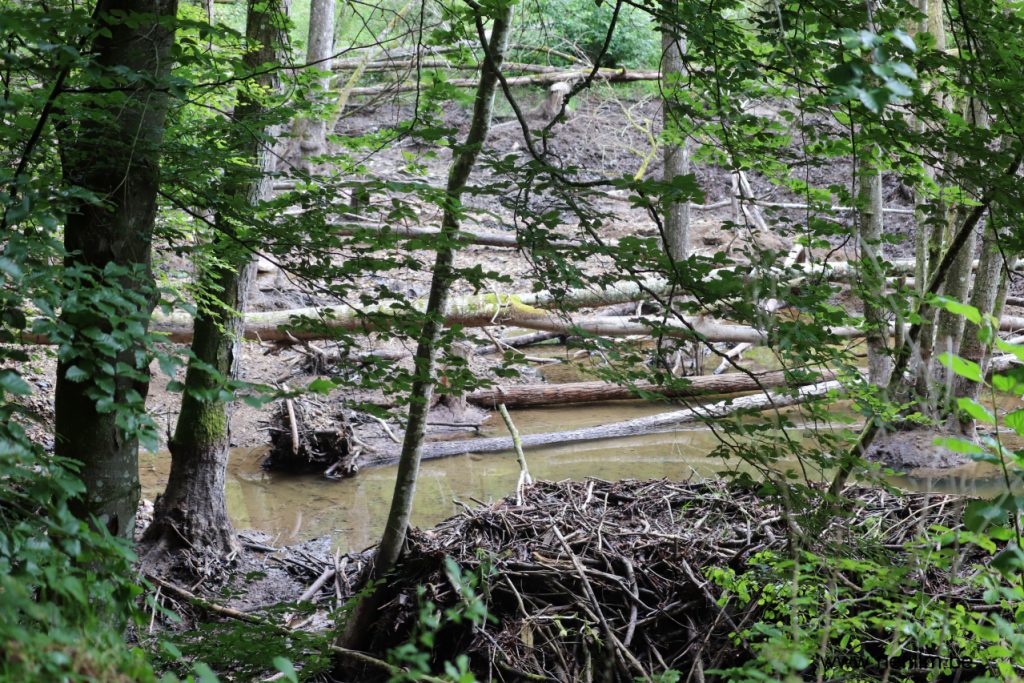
[174,397,228,446]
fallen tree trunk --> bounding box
[466,368,837,408]
[344,68,661,97]
[21,260,1024,345]
[363,378,845,464]
[328,221,600,249]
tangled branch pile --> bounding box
[357,479,993,681]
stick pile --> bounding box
[357,479,987,681]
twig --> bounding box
[498,403,533,505]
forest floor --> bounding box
[13,87,1007,474]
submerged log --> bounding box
[363,378,845,465]
[467,368,837,408]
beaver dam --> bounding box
[151,478,1006,682]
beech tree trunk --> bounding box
[143,0,281,559]
[55,0,178,538]
[291,0,335,169]
[953,212,1010,434]
[911,0,947,399]
[661,0,690,261]
[858,158,892,386]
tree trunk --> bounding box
[143,0,281,559]
[291,0,335,169]
[335,4,513,656]
[661,0,690,261]
[466,368,838,408]
[858,158,892,385]
[364,379,845,464]
[911,0,948,399]
[829,151,1023,497]
[55,0,178,538]
[953,212,1011,434]
[934,100,988,396]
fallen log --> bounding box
[328,220,601,249]
[344,68,661,97]
[466,368,837,408]
[363,378,845,464]
[21,260,1024,345]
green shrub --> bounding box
[519,0,659,67]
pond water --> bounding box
[139,398,1012,553]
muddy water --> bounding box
[140,402,745,552]
[139,387,1023,552]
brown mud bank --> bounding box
[148,478,999,682]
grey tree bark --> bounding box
[911,0,947,398]
[143,0,283,560]
[335,3,513,655]
[858,159,891,386]
[661,0,690,261]
[55,0,178,538]
[953,214,1012,434]
[934,101,988,397]
[291,0,335,169]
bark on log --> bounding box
[344,68,661,97]
[466,368,838,408]
[363,379,844,464]
[21,263,1024,346]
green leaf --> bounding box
[938,353,984,383]
[1006,409,1024,436]
[964,499,1007,533]
[192,662,220,683]
[937,298,982,324]
[933,436,986,456]
[63,365,89,383]
[0,369,31,396]
[992,545,1024,577]
[996,337,1024,363]
[992,374,1024,395]
[891,30,917,52]
[956,397,994,425]
[272,657,298,683]
[308,377,335,394]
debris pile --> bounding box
[352,479,984,681]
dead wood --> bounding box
[466,368,836,408]
[362,378,844,465]
[265,399,356,475]
[343,68,661,97]
[339,479,983,681]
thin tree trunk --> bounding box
[55,0,178,538]
[143,0,282,559]
[934,101,988,396]
[858,158,891,385]
[335,4,513,655]
[829,150,1024,497]
[911,0,947,399]
[291,0,334,169]
[953,212,1010,434]
[661,0,690,261]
